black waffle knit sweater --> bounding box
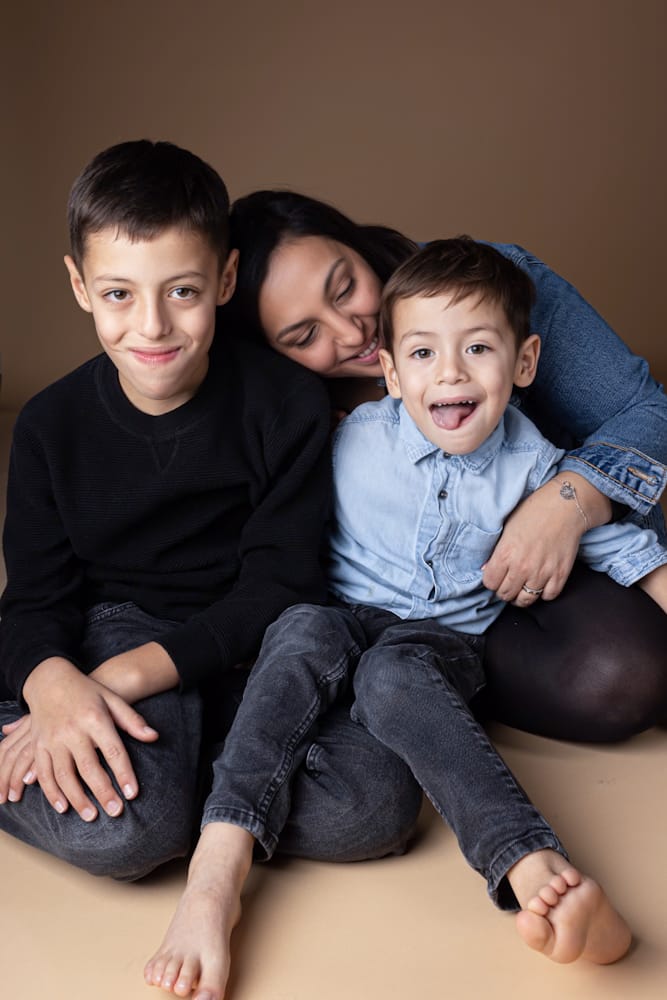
[0,335,331,699]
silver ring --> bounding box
[521,584,544,596]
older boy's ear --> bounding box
[379,348,402,399]
[513,334,541,388]
[217,248,239,305]
[64,255,93,312]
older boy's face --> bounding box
[379,292,539,455]
[64,227,237,415]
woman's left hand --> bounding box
[482,473,612,606]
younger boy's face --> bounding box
[65,227,237,415]
[379,292,539,455]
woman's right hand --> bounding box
[0,658,158,820]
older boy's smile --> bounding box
[65,227,237,415]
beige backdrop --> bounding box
[3,0,666,412]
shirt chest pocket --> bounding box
[443,522,502,585]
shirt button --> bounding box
[438,489,448,499]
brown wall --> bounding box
[3,0,666,412]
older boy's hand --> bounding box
[6,658,159,821]
[482,473,611,605]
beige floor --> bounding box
[1,409,665,1000]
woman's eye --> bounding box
[335,278,354,303]
[170,286,196,300]
[295,326,317,349]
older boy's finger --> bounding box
[0,730,34,802]
[49,743,109,821]
[69,740,126,818]
[96,731,140,803]
[33,747,72,817]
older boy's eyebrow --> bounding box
[92,270,208,285]
[276,258,346,342]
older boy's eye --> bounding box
[170,286,196,300]
[104,289,129,302]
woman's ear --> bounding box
[379,348,402,398]
[64,255,93,313]
[513,333,541,388]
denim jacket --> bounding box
[328,398,666,635]
[490,242,666,540]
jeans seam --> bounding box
[254,642,360,823]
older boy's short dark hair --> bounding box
[68,140,230,269]
[379,237,536,352]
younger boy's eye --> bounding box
[466,343,488,355]
[411,348,433,360]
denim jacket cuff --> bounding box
[559,444,666,516]
[604,544,667,588]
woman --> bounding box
[226,189,667,743]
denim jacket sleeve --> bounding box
[490,243,667,518]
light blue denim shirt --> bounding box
[489,243,667,533]
[329,397,667,635]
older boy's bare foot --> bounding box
[144,823,254,999]
[510,853,631,965]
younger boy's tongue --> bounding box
[431,402,476,430]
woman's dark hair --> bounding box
[226,190,417,341]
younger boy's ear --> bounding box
[379,348,402,399]
[64,255,93,313]
[513,333,541,388]
[217,248,239,305]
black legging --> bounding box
[483,561,667,742]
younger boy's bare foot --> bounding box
[144,823,254,1000]
[511,856,631,965]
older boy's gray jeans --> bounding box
[0,602,422,880]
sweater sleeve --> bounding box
[0,415,87,698]
[158,369,332,688]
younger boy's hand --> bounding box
[9,658,159,821]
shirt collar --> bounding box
[397,401,508,473]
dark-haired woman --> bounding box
[225,189,666,744]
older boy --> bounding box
[147,239,664,1000]
[0,139,333,879]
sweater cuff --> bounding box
[158,620,228,690]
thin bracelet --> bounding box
[555,477,590,532]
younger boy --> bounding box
[0,139,332,879]
[147,239,664,999]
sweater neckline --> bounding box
[95,340,223,441]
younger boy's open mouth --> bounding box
[430,400,477,430]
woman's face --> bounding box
[258,235,384,378]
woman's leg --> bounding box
[484,562,667,741]
[0,603,204,880]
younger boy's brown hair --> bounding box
[379,237,536,352]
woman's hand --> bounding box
[482,472,613,606]
[1,658,158,820]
